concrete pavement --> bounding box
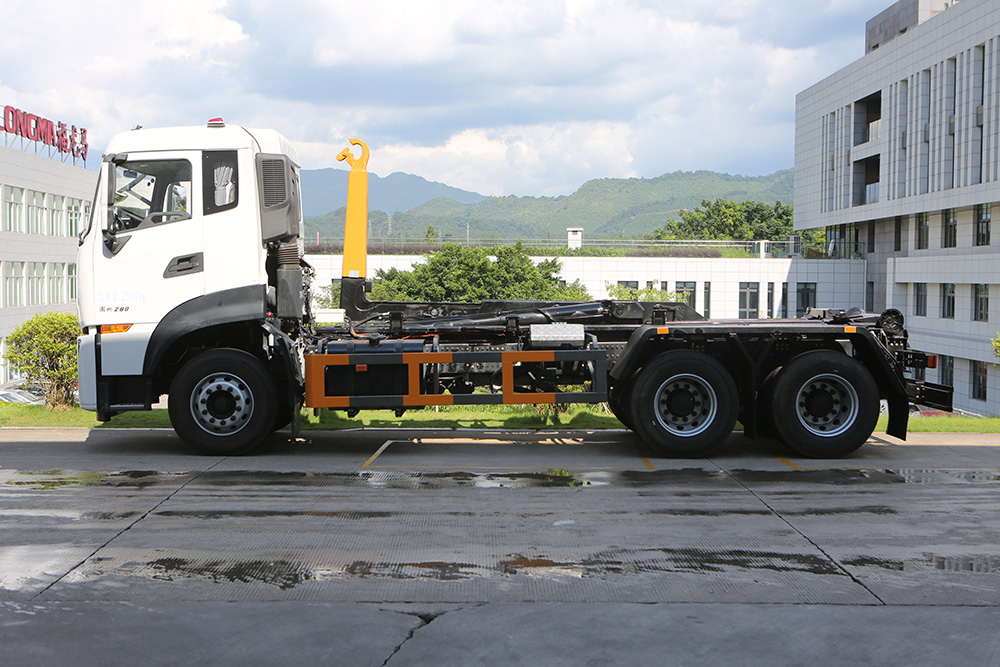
[1,427,998,665]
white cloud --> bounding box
[294,120,633,196]
[0,0,875,194]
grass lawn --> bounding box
[2,403,1000,433]
[0,403,622,431]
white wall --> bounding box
[307,253,867,320]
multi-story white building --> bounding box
[1,106,96,384]
[795,0,1000,414]
[307,252,866,321]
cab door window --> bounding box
[110,159,192,232]
[203,150,238,215]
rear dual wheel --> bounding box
[770,350,878,458]
[630,350,738,457]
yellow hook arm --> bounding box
[337,139,370,279]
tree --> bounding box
[3,311,79,410]
[649,198,824,251]
[314,283,339,308]
[370,242,591,302]
[606,282,678,302]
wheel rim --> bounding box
[189,372,254,436]
[653,373,718,437]
[794,373,859,437]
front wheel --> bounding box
[770,350,878,458]
[168,349,277,455]
[630,350,738,457]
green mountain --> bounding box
[304,168,794,241]
[300,169,485,218]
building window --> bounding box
[973,284,989,321]
[739,282,759,318]
[781,282,788,317]
[972,360,988,400]
[975,204,991,247]
[796,282,817,317]
[939,355,954,388]
[26,263,45,306]
[617,280,638,290]
[914,283,927,316]
[940,283,955,318]
[3,186,24,233]
[915,213,929,250]
[702,282,711,318]
[767,282,774,318]
[67,198,83,237]
[867,222,875,253]
[4,261,25,307]
[48,196,64,236]
[67,264,77,302]
[942,209,957,248]
[866,281,875,312]
[48,263,65,304]
[26,190,46,235]
[675,281,695,310]
[893,216,902,251]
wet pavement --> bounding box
[1,427,999,664]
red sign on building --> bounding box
[2,105,89,162]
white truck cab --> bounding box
[77,121,308,450]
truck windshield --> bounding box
[111,159,192,231]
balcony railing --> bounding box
[866,119,881,142]
[865,182,879,204]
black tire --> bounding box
[608,381,634,429]
[630,350,739,457]
[770,350,878,458]
[272,401,294,433]
[753,367,782,439]
[168,349,277,455]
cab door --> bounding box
[89,150,205,375]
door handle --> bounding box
[164,253,204,278]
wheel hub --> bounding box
[666,389,696,417]
[803,387,835,417]
[794,374,859,437]
[654,374,717,437]
[190,373,254,436]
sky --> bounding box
[0,0,880,197]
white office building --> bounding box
[1,119,96,384]
[795,0,1000,414]
[307,252,866,321]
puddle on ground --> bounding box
[61,545,1000,593]
[154,510,395,520]
[2,467,997,494]
[64,545,861,591]
[145,557,312,590]
[0,470,192,490]
[843,553,1000,574]
[0,509,140,521]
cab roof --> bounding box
[102,124,298,165]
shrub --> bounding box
[4,311,79,410]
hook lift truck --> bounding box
[76,121,952,457]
